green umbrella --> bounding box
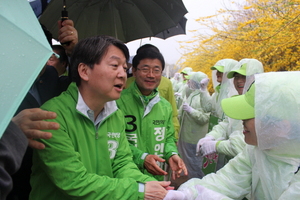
[0,0,53,138]
[39,0,188,43]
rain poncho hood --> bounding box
[187,72,208,90]
[181,67,193,75]
[210,59,238,119]
[227,58,264,94]
[211,59,238,90]
[176,68,194,108]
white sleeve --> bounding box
[178,147,252,199]
[207,116,230,140]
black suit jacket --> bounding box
[8,65,71,200]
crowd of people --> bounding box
[1,9,300,200]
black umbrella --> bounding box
[155,16,187,40]
[38,0,188,43]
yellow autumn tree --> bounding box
[178,0,300,92]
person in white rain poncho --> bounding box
[198,59,238,174]
[171,72,181,92]
[196,59,264,172]
[164,71,300,200]
[175,67,193,109]
[201,59,238,121]
[177,72,211,179]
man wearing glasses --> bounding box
[117,48,187,182]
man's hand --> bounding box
[168,155,188,180]
[57,19,78,56]
[145,181,173,200]
[144,154,167,176]
[12,108,59,149]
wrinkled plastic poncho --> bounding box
[171,72,181,91]
[178,71,300,199]
[208,59,264,154]
[207,59,239,119]
[178,72,210,179]
[228,58,264,94]
[176,67,193,109]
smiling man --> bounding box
[117,48,187,181]
[29,36,172,200]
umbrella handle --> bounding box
[61,0,70,46]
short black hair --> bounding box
[136,44,160,54]
[70,35,129,86]
[132,48,165,71]
[40,24,52,46]
[52,45,68,67]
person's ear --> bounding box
[132,67,137,78]
[78,63,89,82]
[62,61,68,68]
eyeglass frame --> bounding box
[136,67,162,75]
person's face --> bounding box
[216,71,223,83]
[242,118,257,146]
[187,79,192,89]
[234,73,246,95]
[47,50,66,75]
[82,45,127,102]
[47,50,61,68]
[132,58,162,96]
[182,73,188,81]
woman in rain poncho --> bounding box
[201,59,238,121]
[165,71,300,200]
[197,59,264,172]
[177,72,211,179]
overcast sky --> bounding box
[126,0,241,65]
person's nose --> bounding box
[146,69,156,77]
[117,67,126,78]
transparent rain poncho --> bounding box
[215,58,264,140]
[171,72,181,92]
[178,72,210,179]
[176,68,194,109]
[205,58,264,172]
[253,72,300,199]
[173,73,184,92]
[228,58,264,94]
[177,71,300,199]
[201,59,238,123]
[210,59,239,119]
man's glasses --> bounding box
[137,67,162,75]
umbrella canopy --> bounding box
[39,0,188,43]
[0,0,53,138]
[155,16,187,40]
